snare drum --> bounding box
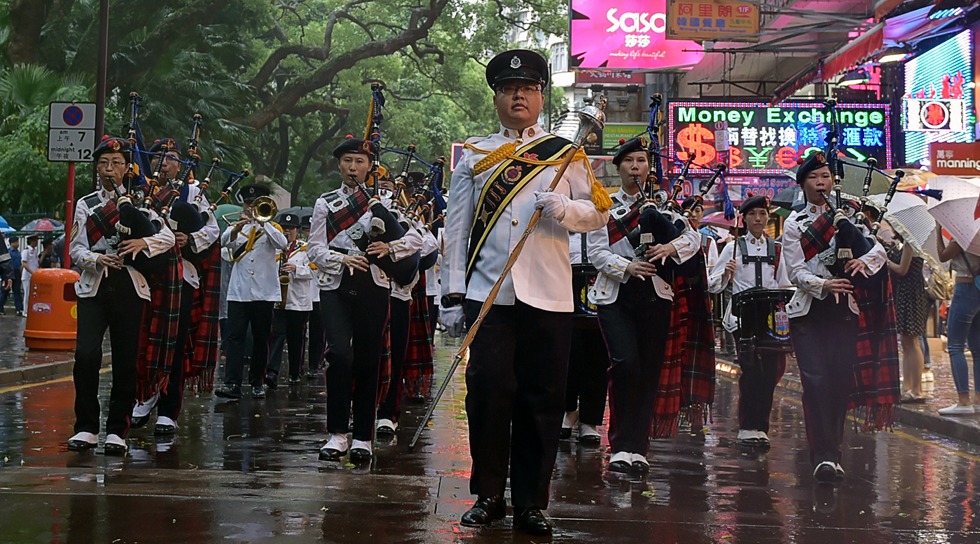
[733,288,793,354]
[572,263,598,319]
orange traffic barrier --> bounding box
[23,268,80,350]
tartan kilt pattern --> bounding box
[653,271,716,438]
[606,207,640,246]
[850,272,900,431]
[136,247,183,401]
[403,274,434,399]
[85,199,120,245]
[799,212,835,261]
[186,244,222,392]
[325,190,370,241]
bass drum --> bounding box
[733,288,794,357]
[572,263,598,319]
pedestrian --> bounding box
[67,136,176,454]
[214,184,288,400]
[21,234,39,314]
[440,49,609,535]
[935,227,980,415]
[586,137,700,475]
[0,236,23,316]
[880,223,927,403]
[780,152,891,482]
[264,212,315,387]
[708,195,792,447]
[306,138,422,464]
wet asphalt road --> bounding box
[1,337,979,543]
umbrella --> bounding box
[0,214,12,235]
[927,176,980,254]
[837,157,893,195]
[867,192,935,249]
[772,185,805,211]
[20,217,64,233]
[702,211,736,229]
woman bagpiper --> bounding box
[587,137,701,475]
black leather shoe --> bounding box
[349,447,372,464]
[215,385,242,400]
[608,460,632,474]
[513,508,553,536]
[251,386,266,399]
[632,461,650,475]
[579,434,601,446]
[460,496,505,527]
[264,374,278,390]
[559,427,572,440]
[131,415,151,429]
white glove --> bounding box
[439,306,466,338]
[534,191,568,221]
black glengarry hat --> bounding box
[739,194,770,215]
[795,151,830,185]
[612,136,648,166]
[236,183,271,204]
[148,137,181,156]
[486,49,549,90]
[93,136,133,162]
[333,136,377,159]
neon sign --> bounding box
[667,101,892,176]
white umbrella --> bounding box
[868,192,936,249]
[927,176,980,254]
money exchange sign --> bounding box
[666,101,892,176]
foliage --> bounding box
[0,0,569,211]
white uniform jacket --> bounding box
[171,183,220,289]
[221,221,288,302]
[442,123,608,312]
[780,203,886,318]
[70,188,176,300]
[21,245,38,283]
[586,189,701,306]
[307,185,419,291]
[708,234,794,331]
[392,221,439,302]
[278,241,315,311]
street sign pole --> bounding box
[64,163,75,268]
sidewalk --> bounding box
[716,337,980,446]
[0,313,107,387]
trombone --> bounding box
[221,196,278,224]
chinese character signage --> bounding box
[570,0,705,70]
[930,142,980,176]
[666,0,760,42]
[667,101,892,176]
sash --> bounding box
[231,225,264,261]
[465,135,573,281]
[324,189,371,242]
[605,195,641,245]
[86,199,120,245]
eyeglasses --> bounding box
[97,160,127,168]
[496,83,542,96]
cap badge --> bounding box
[510,56,522,69]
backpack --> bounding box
[923,254,953,301]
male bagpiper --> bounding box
[708,195,792,448]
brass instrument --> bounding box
[276,241,292,310]
[221,195,278,224]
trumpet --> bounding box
[221,195,278,224]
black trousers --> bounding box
[73,269,146,437]
[308,300,327,371]
[267,308,311,381]
[158,281,194,420]
[564,318,609,425]
[597,279,670,456]
[378,297,410,422]
[734,335,786,433]
[463,299,571,510]
[321,270,389,441]
[790,296,857,466]
[223,301,275,389]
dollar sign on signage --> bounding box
[676,124,716,166]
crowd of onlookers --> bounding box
[0,231,63,317]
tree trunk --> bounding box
[293,113,349,202]
[6,0,55,64]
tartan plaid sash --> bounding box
[86,199,120,245]
[849,272,900,431]
[606,196,640,245]
[324,189,371,242]
[799,212,836,262]
[135,247,183,401]
[186,243,222,392]
[653,269,716,438]
[403,275,434,399]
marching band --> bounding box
[63,48,909,536]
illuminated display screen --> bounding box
[903,30,974,165]
[666,101,892,175]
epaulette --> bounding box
[320,188,342,200]
[464,135,488,145]
[82,192,102,209]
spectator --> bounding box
[881,224,927,403]
[0,236,23,316]
[935,228,980,416]
[39,238,59,269]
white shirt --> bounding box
[708,234,792,295]
[21,245,38,282]
[70,188,176,300]
[586,188,700,306]
[425,229,443,298]
[307,185,419,291]
[780,202,886,318]
[441,123,608,312]
[221,221,288,302]
[278,240,315,311]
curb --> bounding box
[716,357,980,447]
[0,353,111,388]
